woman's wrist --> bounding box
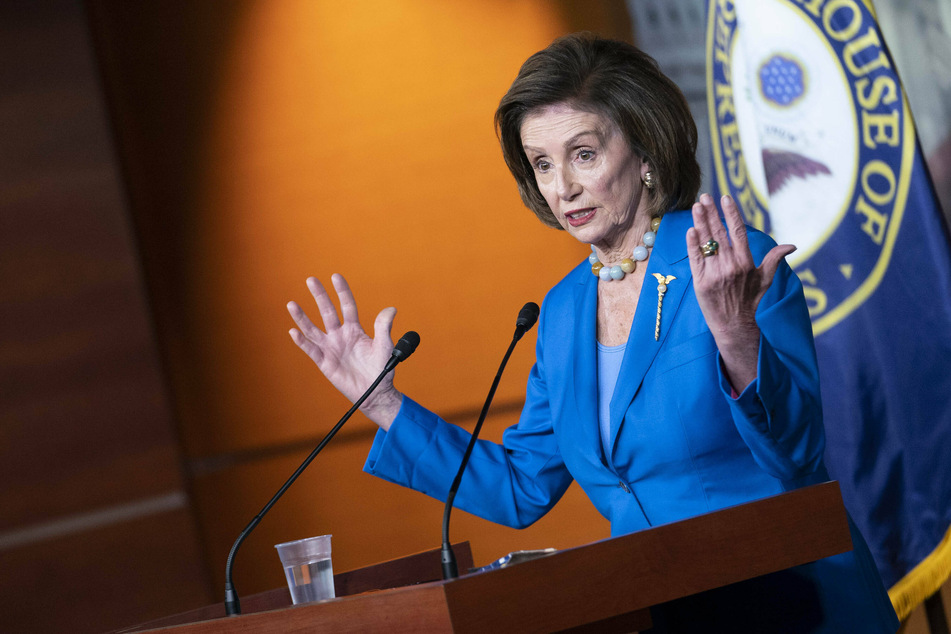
[712,321,761,393]
[360,387,403,432]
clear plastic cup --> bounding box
[274,534,335,604]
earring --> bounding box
[643,171,655,189]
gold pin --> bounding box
[652,273,676,341]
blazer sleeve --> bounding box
[716,230,826,480]
[363,308,574,529]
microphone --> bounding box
[514,302,540,341]
[386,331,421,369]
[440,303,539,580]
[224,331,421,615]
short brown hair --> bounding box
[495,33,701,228]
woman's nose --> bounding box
[555,166,581,200]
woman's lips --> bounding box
[566,208,596,227]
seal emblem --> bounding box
[708,0,913,335]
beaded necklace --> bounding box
[589,216,661,281]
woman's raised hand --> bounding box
[686,193,796,392]
[287,274,402,430]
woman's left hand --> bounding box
[686,193,796,392]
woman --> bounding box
[287,34,898,632]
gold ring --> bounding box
[701,239,719,257]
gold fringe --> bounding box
[889,523,951,621]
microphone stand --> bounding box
[441,305,537,580]
[224,332,419,615]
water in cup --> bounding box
[275,534,336,604]
[283,556,334,604]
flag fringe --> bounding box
[889,523,951,621]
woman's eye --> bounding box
[578,149,595,161]
[535,160,552,172]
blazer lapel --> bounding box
[564,268,604,461]
[608,211,694,451]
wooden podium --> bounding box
[122,482,852,633]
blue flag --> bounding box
[706,0,951,619]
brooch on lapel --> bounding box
[652,273,676,341]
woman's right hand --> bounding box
[287,274,402,431]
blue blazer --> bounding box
[365,209,897,632]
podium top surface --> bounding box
[128,482,851,634]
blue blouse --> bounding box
[597,341,626,454]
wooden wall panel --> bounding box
[0,1,212,631]
[0,3,183,527]
[0,510,209,633]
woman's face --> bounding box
[520,103,650,252]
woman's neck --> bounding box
[591,213,654,264]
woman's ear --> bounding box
[640,159,656,191]
[640,157,652,179]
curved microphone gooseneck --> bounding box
[224,331,421,615]
[440,303,539,580]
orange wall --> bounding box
[89,0,632,600]
[185,1,588,454]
